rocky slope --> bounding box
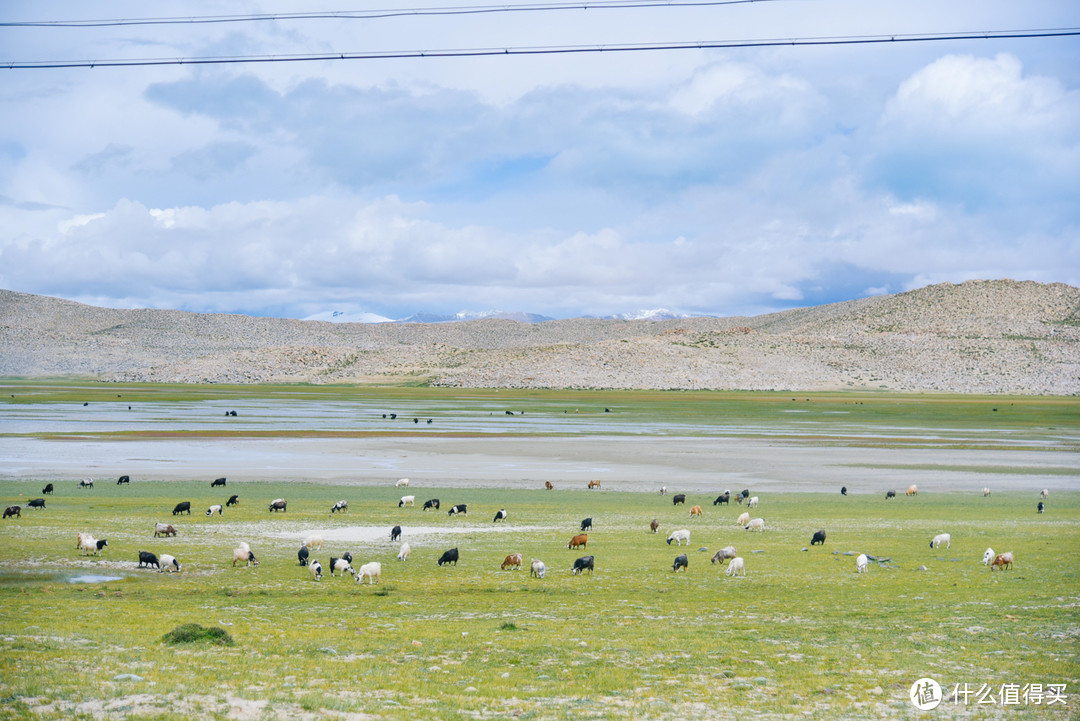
[1,280,1077,393]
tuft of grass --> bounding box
[161,623,235,647]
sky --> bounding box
[1,1,1078,322]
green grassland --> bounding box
[0,481,1077,720]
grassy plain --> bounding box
[0,383,1078,720]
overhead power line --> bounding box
[5,28,1078,70]
[1,1,776,28]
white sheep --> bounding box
[77,533,107,556]
[666,529,690,546]
[930,533,951,549]
[744,518,765,532]
[159,553,181,573]
[397,542,411,561]
[725,557,745,576]
[302,535,323,551]
[530,559,546,578]
[355,561,382,585]
[309,559,323,581]
[233,541,257,567]
[399,495,415,508]
[1040,489,1049,499]
[982,548,995,565]
[855,553,868,573]
[736,512,750,526]
[206,504,222,516]
[747,496,759,508]
[982,487,991,497]
[395,478,410,488]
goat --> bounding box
[330,557,353,577]
[268,498,287,512]
[672,494,686,506]
[672,554,688,572]
[437,548,459,566]
[744,518,765,532]
[298,546,310,566]
[990,552,1014,571]
[747,496,759,509]
[399,495,415,508]
[302,535,323,551]
[588,480,601,489]
[154,523,177,538]
[885,490,896,500]
[711,546,737,565]
[667,529,690,546]
[172,501,191,516]
[447,504,467,517]
[159,554,181,573]
[42,484,54,495]
[27,498,46,510]
[397,542,411,561]
[714,492,730,506]
[840,486,847,496]
[226,495,239,507]
[572,555,594,575]
[530,559,546,578]
[395,478,410,488]
[580,517,592,531]
[138,551,160,569]
[982,548,995,566]
[660,486,667,496]
[855,553,868,573]
[906,484,918,496]
[233,542,257,567]
[1040,489,1049,499]
[493,508,507,523]
[423,499,440,511]
[309,560,323,581]
[568,534,588,549]
[390,526,402,542]
[1038,501,1045,514]
[930,533,951,549]
[725,557,745,576]
[211,477,227,487]
[3,505,20,519]
[78,478,94,489]
[355,561,382,584]
[982,487,991,497]
[690,505,703,517]
[545,481,553,490]
[810,530,826,546]
[78,535,107,556]
[331,500,348,514]
[501,553,523,570]
[736,511,750,526]
[206,504,223,516]
[649,519,659,533]
[117,475,130,485]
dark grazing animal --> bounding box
[390,525,402,542]
[572,555,594,575]
[1038,501,1045,513]
[117,475,130,485]
[211,477,227,487]
[811,530,827,546]
[42,484,54,495]
[650,519,659,533]
[885,490,896,500]
[568,534,588,549]
[493,509,508,523]
[226,495,239,506]
[268,499,287,512]
[437,548,459,566]
[714,492,730,506]
[672,554,689,572]
[840,486,847,496]
[27,498,46,510]
[138,551,160,569]
[330,500,348,513]
[447,504,467,517]
[297,546,309,566]
[172,501,191,515]
[3,505,20,519]
[672,494,686,506]
[423,499,440,511]
[580,517,592,532]
[545,481,554,490]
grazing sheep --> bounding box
[226,495,239,507]
[211,477,227,487]
[330,500,348,514]
[1040,489,1049,499]
[395,478,410,488]
[568,534,588,549]
[399,495,415,508]
[79,535,107,556]
[855,553,868,573]
[672,554,688,572]
[138,551,160,569]
[736,512,750,526]
[447,504,467,517]
[744,518,765,532]
[3,505,20,519]
[172,501,191,516]
[397,542,411,561]
[437,548,459,566]
[298,546,310,566]
[810,530,826,546]
[309,560,323,581]
[78,478,94,489]
[667,529,690,546]
[206,504,223,516]
[233,542,257,567]
[572,555,594,575]
[545,481,553,490]
[580,517,592,531]
[982,487,991,497]
[501,553,523,570]
[659,486,667,496]
[330,557,353,577]
[302,535,323,551]
[714,492,730,506]
[711,546,737,565]
[530,559,546,578]
[117,475,130,485]
[906,484,918,496]
[747,496,759,509]
[268,498,287,512]
[493,508,508,523]
[355,561,382,584]
[990,552,1014,571]
[649,519,659,533]
[423,499,440,511]
[588,480,601,489]
[1038,501,1045,513]
[154,523,177,538]
[840,486,847,496]
[930,533,951,549]
[42,483,54,495]
[672,494,686,506]
[885,490,896,500]
[390,526,402,542]
[690,505,703,517]
[982,548,995,566]
[725,557,745,576]
[740,489,750,502]
[27,498,46,510]
[159,554,181,573]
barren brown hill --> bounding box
[1,279,1078,393]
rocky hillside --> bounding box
[1,280,1078,393]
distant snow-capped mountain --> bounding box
[305,308,689,324]
[303,310,394,324]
